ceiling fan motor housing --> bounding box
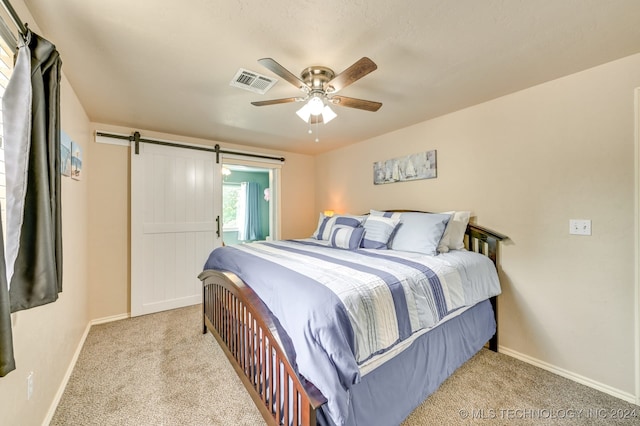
[301,66,335,91]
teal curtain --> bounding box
[239,182,262,241]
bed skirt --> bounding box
[318,299,495,426]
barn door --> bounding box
[131,142,221,317]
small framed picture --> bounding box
[71,141,82,180]
[60,131,72,177]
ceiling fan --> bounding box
[251,57,382,124]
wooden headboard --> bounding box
[465,222,508,351]
[465,222,509,267]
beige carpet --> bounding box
[51,305,639,426]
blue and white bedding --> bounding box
[203,239,501,426]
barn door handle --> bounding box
[216,215,221,237]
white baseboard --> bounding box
[90,312,130,326]
[42,312,131,425]
[42,322,91,426]
[499,345,637,405]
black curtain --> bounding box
[0,29,62,376]
[7,29,62,312]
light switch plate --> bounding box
[569,219,591,235]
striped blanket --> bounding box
[203,239,500,425]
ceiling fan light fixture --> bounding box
[296,102,337,124]
[307,95,325,116]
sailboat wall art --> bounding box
[373,150,437,185]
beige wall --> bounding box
[0,2,92,423]
[86,123,131,319]
[2,2,637,423]
[316,53,640,398]
[87,123,316,320]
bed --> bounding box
[199,210,507,426]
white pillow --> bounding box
[370,210,451,255]
[437,211,471,253]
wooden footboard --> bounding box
[200,220,507,426]
[199,269,326,426]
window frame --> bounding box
[0,21,15,243]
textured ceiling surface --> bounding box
[21,0,640,155]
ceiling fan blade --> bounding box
[324,57,377,93]
[251,97,300,106]
[258,58,308,91]
[330,95,382,112]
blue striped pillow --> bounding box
[312,213,365,240]
[361,215,400,249]
[329,226,365,250]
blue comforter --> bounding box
[203,239,500,425]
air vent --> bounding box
[230,68,278,94]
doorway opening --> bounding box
[221,162,279,245]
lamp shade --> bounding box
[321,105,337,123]
[296,103,311,122]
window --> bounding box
[0,29,14,241]
[222,183,242,230]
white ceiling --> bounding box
[21,0,640,155]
